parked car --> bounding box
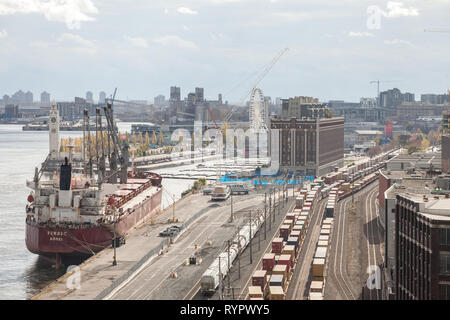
[202,185,214,195]
[159,225,182,237]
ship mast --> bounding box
[49,101,60,160]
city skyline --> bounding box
[0,1,450,103]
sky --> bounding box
[0,0,449,104]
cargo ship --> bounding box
[25,103,163,265]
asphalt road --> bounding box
[109,193,266,300]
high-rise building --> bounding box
[154,95,166,107]
[2,94,10,105]
[41,91,50,104]
[99,91,106,104]
[271,96,344,177]
[170,86,181,101]
[379,88,415,108]
[4,105,19,118]
[421,94,448,105]
[195,87,204,102]
[86,91,93,103]
[25,91,33,104]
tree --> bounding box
[408,145,418,154]
[420,138,430,152]
[152,131,157,145]
[159,132,164,146]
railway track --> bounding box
[365,185,384,300]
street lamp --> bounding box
[112,206,117,266]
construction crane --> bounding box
[370,80,400,106]
[223,47,289,125]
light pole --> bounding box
[112,206,117,266]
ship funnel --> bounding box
[60,157,72,191]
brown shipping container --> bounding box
[252,270,267,291]
[272,238,283,254]
[312,258,325,278]
[282,245,296,262]
[279,254,293,270]
[262,253,276,271]
[279,225,290,240]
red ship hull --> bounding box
[25,187,162,259]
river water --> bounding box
[0,123,194,300]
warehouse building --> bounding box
[270,96,344,177]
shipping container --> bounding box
[249,286,263,299]
[279,225,290,240]
[295,196,304,208]
[282,245,296,262]
[312,258,325,278]
[279,254,293,269]
[310,280,324,293]
[283,219,294,230]
[252,270,267,291]
[325,205,334,218]
[317,240,328,247]
[269,286,285,300]
[269,274,285,288]
[272,238,283,254]
[287,236,299,248]
[318,235,329,242]
[272,264,288,281]
[309,292,323,300]
[320,229,330,236]
[315,246,327,259]
[262,253,276,271]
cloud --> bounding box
[384,39,413,46]
[177,7,198,15]
[348,31,374,37]
[382,1,419,18]
[182,25,190,31]
[124,36,149,48]
[57,33,95,48]
[152,35,198,50]
[29,33,96,54]
[0,29,7,38]
[0,0,98,29]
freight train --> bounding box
[247,150,394,300]
[200,205,267,294]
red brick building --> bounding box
[270,117,344,177]
[395,194,450,299]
